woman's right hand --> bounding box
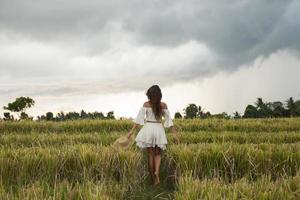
[127,130,134,139]
[127,124,139,139]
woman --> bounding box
[127,85,180,186]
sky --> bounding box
[0,0,300,119]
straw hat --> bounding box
[112,134,134,150]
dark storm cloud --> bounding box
[0,0,124,38]
[1,0,299,58]
[125,0,300,67]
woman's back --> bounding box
[144,107,164,122]
[134,101,173,127]
[143,101,167,121]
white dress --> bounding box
[133,106,174,150]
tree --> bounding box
[255,98,272,118]
[93,111,105,119]
[65,112,80,120]
[198,107,211,118]
[20,112,30,120]
[294,100,300,116]
[197,106,206,118]
[286,97,297,117]
[80,110,88,119]
[212,112,230,119]
[255,98,265,109]
[204,111,211,118]
[174,112,182,119]
[106,111,115,119]
[3,97,35,119]
[184,104,199,119]
[46,112,54,121]
[56,111,65,121]
[269,101,288,117]
[243,105,258,118]
[37,115,47,121]
[3,112,14,120]
[233,111,241,119]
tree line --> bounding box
[37,110,115,121]
[1,97,115,121]
[174,104,229,119]
[1,96,300,121]
[243,97,300,118]
[175,97,300,119]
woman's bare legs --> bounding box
[153,146,162,185]
[146,147,155,184]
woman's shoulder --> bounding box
[142,101,168,109]
[160,102,168,109]
[143,101,151,107]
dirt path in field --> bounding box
[127,153,176,200]
[128,183,175,200]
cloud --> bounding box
[0,0,300,98]
[125,0,300,66]
[0,41,213,97]
[0,36,214,97]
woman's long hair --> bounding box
[146,85,163,120]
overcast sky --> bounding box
[0,0,300,118]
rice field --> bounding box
[0,118,300,199]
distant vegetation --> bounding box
[1,96,115,121]
[1,96,300,121]
[243,97,300,118]
[37,110,115,121]
[175,97,300,119]
[3,97,35,120]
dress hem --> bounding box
[135,141,167,150]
